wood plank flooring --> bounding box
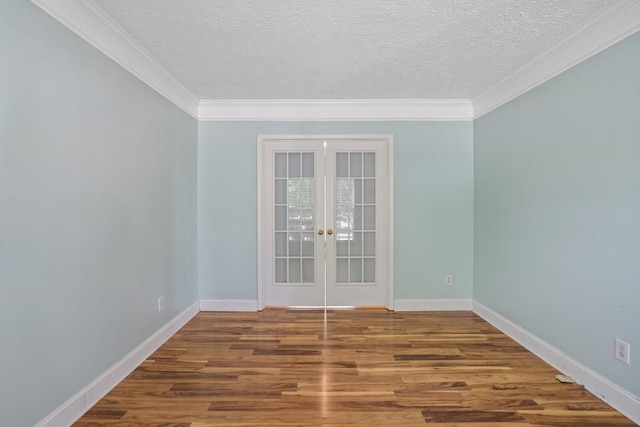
[74,309,636,426]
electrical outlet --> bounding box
[445,274,453,286]
[614,338,630,365]
[158,296,165,312]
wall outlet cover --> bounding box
[614,338,630,365]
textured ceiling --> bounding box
[91,0,615,100]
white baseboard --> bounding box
[35,301,200,427]
[472,301,640,425]
[394,298,473,311]
[199,299,259,311]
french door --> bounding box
[259,135,393,308]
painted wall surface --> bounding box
[198,121,473,302]
[0,1,198,426]
[474,32,640,396]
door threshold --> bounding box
[267,305,389,310]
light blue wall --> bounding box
[7,0,638,423]
[474,32,640,396]
[0,1,198,426]
[198,121,474,302]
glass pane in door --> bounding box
[335,152,376,284]
[274,152,315,284]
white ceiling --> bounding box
[90,0,615,100]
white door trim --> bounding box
[257,134,394,310]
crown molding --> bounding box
[473,0,640,119]
[32,0,199,118]
[198,99,474,121]
[31,0,640,122]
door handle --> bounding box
[327,229,333,235]
[317,229,324,235]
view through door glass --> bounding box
[334,152,376,284]
[274,152,316,285]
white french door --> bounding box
[259,135,393,308]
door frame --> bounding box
[257,134,394,310]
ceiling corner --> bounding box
[31,0,199,118]
[472,0,640,119]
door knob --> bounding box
[317,229,324,235]
[327,229,333,235]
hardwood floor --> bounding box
[74,309,636,426]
